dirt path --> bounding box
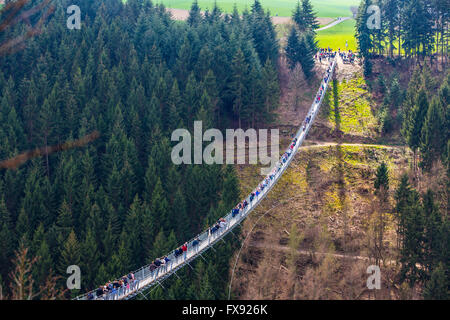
[300,141,405,150]
[316,17,351,31]
[248,241,397,265]
[250,242,367,262]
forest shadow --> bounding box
[332,76,348,252]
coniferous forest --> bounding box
[0,0,448,305]
[0,0,280,299]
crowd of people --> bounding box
[339,49,355,64]
[89,272,138,300]
[316,47,336,63]
[316,47,355,65]
[82,57,336,302]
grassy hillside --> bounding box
[319,75,378,139]
[155,0,359,17]
[316,18,357,51]
[233,143,412,299]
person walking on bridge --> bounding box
[182,242,188,260]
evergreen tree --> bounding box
[422,190,443,278]
[150,228,168,261]
[187,0,202,27]
[286,27,301,70]
[228,49,248,128]
[0,197,14,281]
[221,165,240,210]
[402,0,435,59]
[355,0,373,58]
[298,36,315,79]
[384,0,400,57]
[399,189,425,285]
[420,97,445,171]
[423,262,449,300]
[405,89,429,167]
[58,230,81,297]
[301,0,319,31]
[374,162,389,193]
[292,1,305,30]
[33,238,53,292]
[80,228,100,290]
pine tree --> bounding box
[198,272,214,299]
[108,238,130,279]
[80,228,100,290]
[94,264,109,290]
[58,230,81,291]
[37,98,55,177]
[301,0,319,31]
[33,238,53,292]
[374,162,389,193]
[402,0,435,59]
[298,36,315,79]
[151,178,170,233]
[165,80,182,133]
[420,97,445,171]
[229,48,248,128]
[292,1,305,30]
[423,262,448,300]
[150,228,167,261]
[261,59,280,119]
[422,190,443,278]
[55,199,74,247]
[405,89,429,169]
[286,27,301,70]
[0,199,14,280]
[187,0,202,27]
[355,0,373,58]
[172,187,189,240]
[15,207,30,247]
[399,190,425,285]
[221,165,240,210]
[384,0,400,57]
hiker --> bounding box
[110,285,117,298]
[159,257,166,271]
[96,287,103,298]
[164,256,171,270]
[192,237,200,250]
[182,242,188,259]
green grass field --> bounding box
[156,0,360,17]
[316,18,357,51]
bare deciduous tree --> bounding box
[0,0,55,56]
[0,244,66,300]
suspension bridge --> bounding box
[75,57,337,300]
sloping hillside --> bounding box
[230,60,420,300]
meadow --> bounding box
[316,18,357,51]
[155,0,360,18]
